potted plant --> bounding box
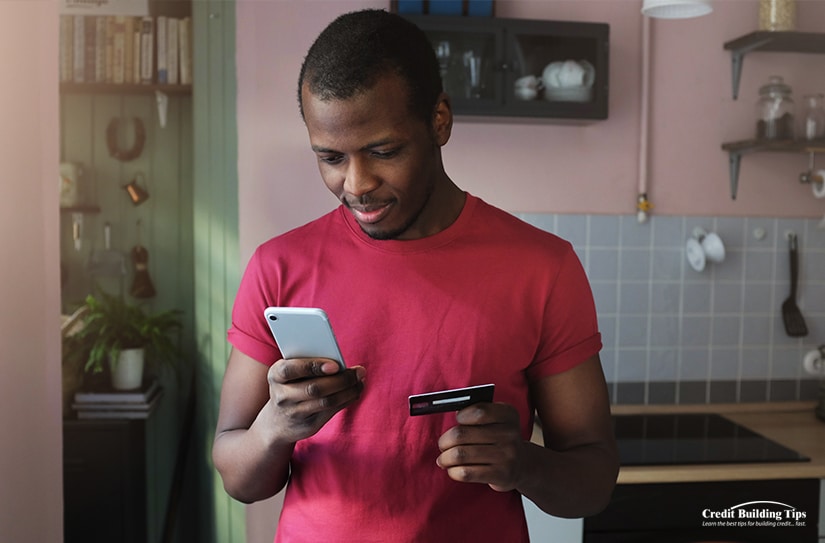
[63,291,183,391]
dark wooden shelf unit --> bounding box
[60,83,192,96]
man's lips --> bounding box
[347,201,393,224]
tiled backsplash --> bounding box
[517,213,825,405]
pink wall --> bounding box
[237,0,825,261]
[0,0,63,540]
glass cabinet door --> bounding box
[504,19,608,120]
[407,16,504,110]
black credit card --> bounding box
[408,384,495,416]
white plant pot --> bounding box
[109,348,145,390]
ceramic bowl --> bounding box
[544,86,593,103]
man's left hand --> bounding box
[436,402,524,492]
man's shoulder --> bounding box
[257,207,343,251]
[470,196,571,251]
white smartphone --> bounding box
[263,307,346,370]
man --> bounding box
[213,9,617,542]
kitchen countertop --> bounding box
[611,401,825,484]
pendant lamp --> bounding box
[641,0,712,19]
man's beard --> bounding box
[351,184,434,241]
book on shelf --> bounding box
[73,387,161,412]
[60,14,191,88]
[94,16,106,83]
[72,15,84,83]
[59,15,73,83]
[132,23,141,83]
[78,410,154,420]
[123,16,134,84]
[75,390,162,419]
[83,15,95,83]
[139,16,154,84]
[74,378,159,404]
[167,17,179,85]
[178,16,192,85]
[112,16,127,84]
[156,15,167,84]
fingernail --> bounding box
[355,366,367,381]
[322,361,340,374]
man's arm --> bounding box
[519,354,618,517]
[212,347,365,503]
[437,354,618,518]
[212,348,293,503]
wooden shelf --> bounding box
[720,138,825,199]
[723,31,825,99]
[721,138,825,154]
[60,204,101,214]
[60,83,192,96]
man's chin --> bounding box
[359,223,403,241]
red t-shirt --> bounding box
[228,194,601,542]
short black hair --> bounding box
[298,9,442,123]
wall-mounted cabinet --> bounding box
[403,15,609,121]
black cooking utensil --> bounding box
[130,219,156,299]
[781,232,808,337]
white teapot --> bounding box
[542,60,595,89]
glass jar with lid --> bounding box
[803,93,825,140]
[755,75,795,140]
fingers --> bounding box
[269,357,343,383]
[268,360,364,407]
[436,402,523,490]
[266,358,366,442]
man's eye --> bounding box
[320,155,344,165]
[372,149,399,159]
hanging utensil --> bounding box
[87,222,128,277]
[130,219,156,299]
[71,212,83,251]
[87,222,128,299]
[781,232,808,337]
[124,172,150,206]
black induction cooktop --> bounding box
[614,413,810,466]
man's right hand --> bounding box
[267,358,366,443]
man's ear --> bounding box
[432,92,453,146]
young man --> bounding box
[213,9,617,542]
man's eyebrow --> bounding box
[311,138,398,154]
[311,144,337,153]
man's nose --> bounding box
[343,157,380,197]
